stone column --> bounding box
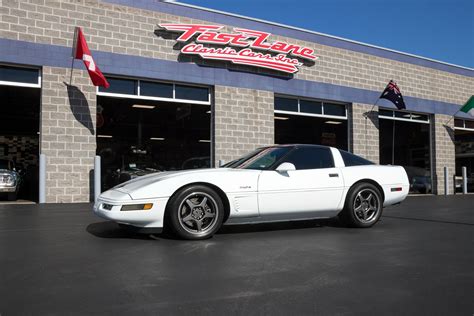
[349,103,379,163]
[432,114,455,195]
[214,86,274,166]
[40,66,97,203]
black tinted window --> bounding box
[100,77,136,94]
[140,81,173,98]
[175,85,209,102]
[340,150,374,166]
[0,65,39,84]
[281,147,334,170]
[275,97,298,112]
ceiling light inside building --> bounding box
[324,120,342,125]
[199,139,211,143]
[98,135,113,138]
[274,116,289,120]
[132,104,156,109]
[150,137,165,141]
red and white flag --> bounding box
[72,27,109,88]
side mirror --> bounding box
[276,162,296,172]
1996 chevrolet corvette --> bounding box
[93,144,409,240]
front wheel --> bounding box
[340,183,383,228]
[166,185,224,240]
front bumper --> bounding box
[93,191,169,229]
[0,185,17,193]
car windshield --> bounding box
[222,147,292,170]
[0,160,11,170]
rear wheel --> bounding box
[166,185,224,240]
[340,182,383,228]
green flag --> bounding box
[460,95,474,117]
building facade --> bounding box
[0,0,473,203]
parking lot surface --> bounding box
[0,195,473,315]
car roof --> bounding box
[269,144,331,149]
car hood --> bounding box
[108,167,261,200]
[114,168,230,194]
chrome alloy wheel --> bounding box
[178,192,219,235]
[353,188,380,223]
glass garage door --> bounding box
[274,96,348,150]
[96,76,211,191]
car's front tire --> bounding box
[7,191,17,201]
[340,182,383,228]
[166,185,224,240]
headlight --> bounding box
[3,174,16,185]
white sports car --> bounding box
[93,144,409,240]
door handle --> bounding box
[329,173,339,177]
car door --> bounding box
[257,146,344,218]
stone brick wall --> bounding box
[1,0,472,106]
[214,86,274,165]
[431,114,455,195]
[349,103,380,163]
[41,66,96,203]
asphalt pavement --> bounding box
[0,195,473,315]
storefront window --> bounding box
[379,109,431,194]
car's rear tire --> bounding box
[340,182,383,228]
[166,185,224,240]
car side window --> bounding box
[339,150,374,166]
[280,147,334,170]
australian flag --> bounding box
[380,80,406,110]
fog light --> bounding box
[121,203,153,211]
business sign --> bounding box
[158,24,318,74]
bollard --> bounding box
[462,166,467,194]
[444,166,448,195]
[39,153,46,203]
[94,155,101,202]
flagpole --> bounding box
[69,27,79,85]
[445,109,460,125]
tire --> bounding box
[166,185,224,240]
[340,182,383,228]
[7,192,17,201]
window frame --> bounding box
[97,75,211,105]
[275,95,348,120]
[454,119,474,132]
[378,108,430,124]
